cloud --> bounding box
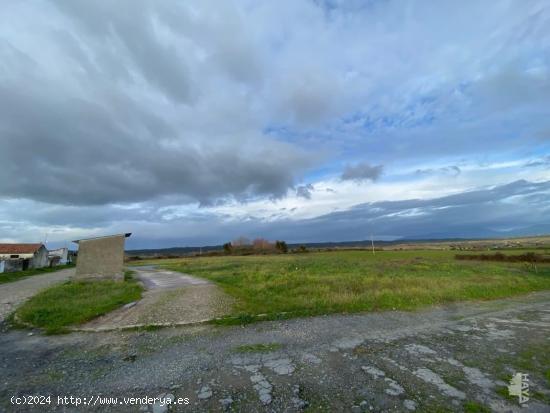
[1,1,549,246]
[296,184,314,199]
[287,179,550,241]
[524,156,550,168]
[5,179,548,249]
[341,163,383,182]
[415,165,461,176]
[0,0,317,206]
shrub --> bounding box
[275,240,288,253]
[455,253,550,263]
[223,242,233,254]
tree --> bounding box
[223,242,233,254]
[296,245,308,253]
[253,238,273,250]
[275,240,288,253]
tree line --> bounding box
[223,237,288,254]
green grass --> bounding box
[124,269,136,281]
[513,344,550,375]
[15,280,143,334]
[495,386,516,402]
[153,250,550,322]
[234,343,283,353]
[464,401,491,413]
[0,264,75,284]
[125,324,164,332]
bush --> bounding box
[253,238,274,250]
[455,253,550,263]
[275,240,288,253]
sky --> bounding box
[1,0,549,249]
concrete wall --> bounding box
[1,259,24,272]
[75,235,126,281]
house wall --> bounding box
[48,248,69,265]
[75,235,126,281]
[0,253,34,260]
[1,259,24,273]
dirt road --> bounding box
[1,291,549,412]
[0,268,75,322]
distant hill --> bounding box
[126,235,550,256]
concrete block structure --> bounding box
[73,233,131,281]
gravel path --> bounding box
[0,268,75,322]
[1,291,549,412]
[135,267,211,289]
[80,267,234,331]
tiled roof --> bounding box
[0,243,44,254]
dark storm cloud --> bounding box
[0,80,309,205]
[341,163,383,182]
[0,0,313,206]
[53,0,192,103]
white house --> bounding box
[0,243,49,273]
[48,247,69,265]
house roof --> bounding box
[72,233,131,244]
[0,243,44,254]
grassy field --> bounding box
[15,279,143,334]
[140,250,550,322]
[0,264,75,285]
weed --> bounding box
[124,269,136,281]
[234,343,282,353]
[464,401,491,413]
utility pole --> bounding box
[371,234,375,255]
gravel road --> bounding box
[80,267,234,331]
[1,291,549,412]
[0,268,75,322]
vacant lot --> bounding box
[134,250,550,322]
